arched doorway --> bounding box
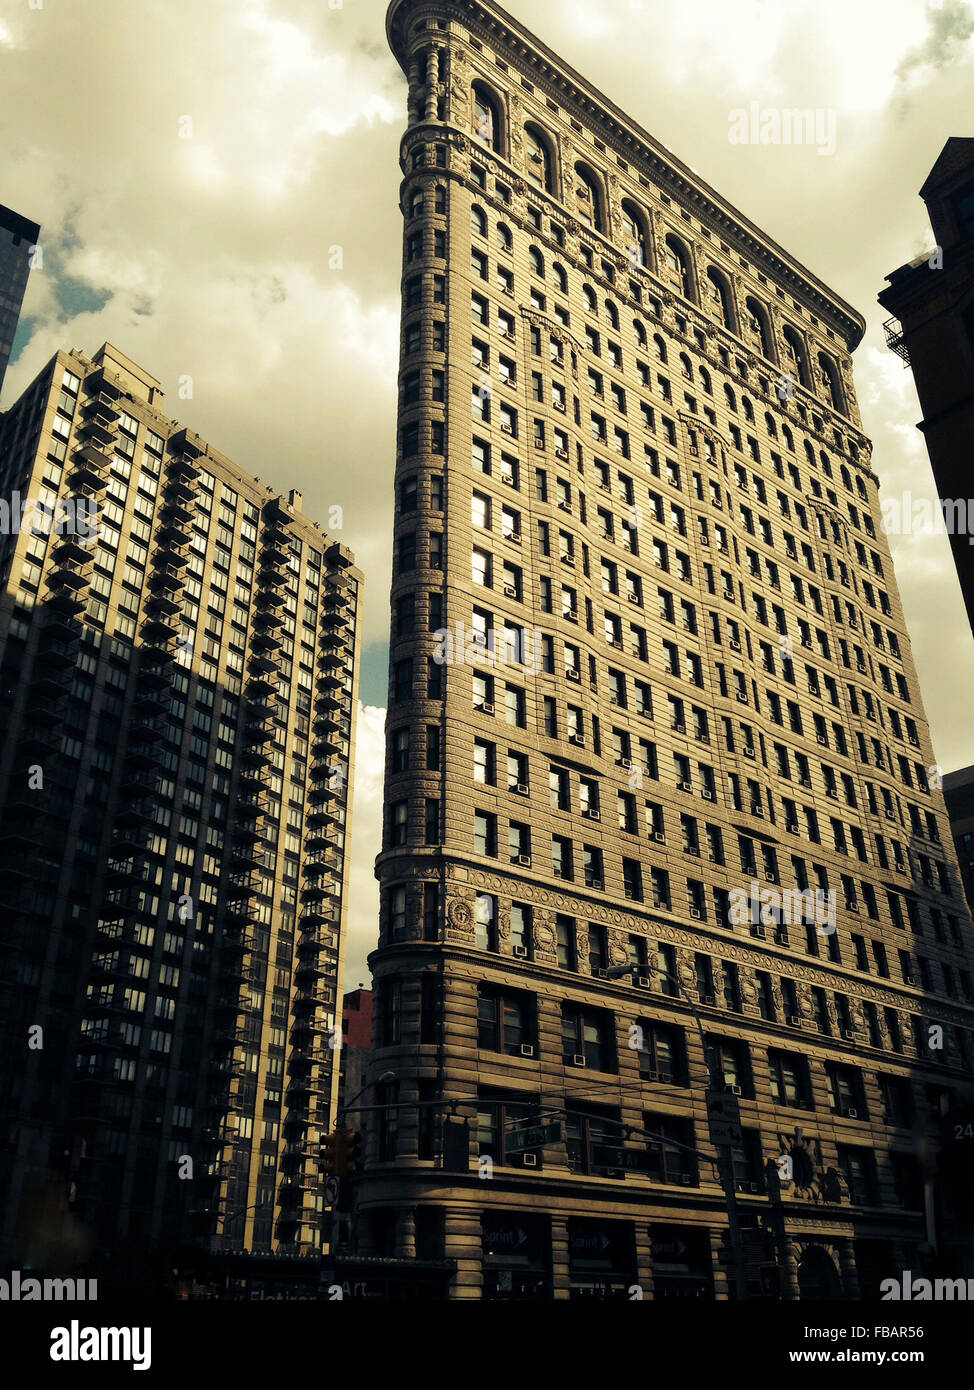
[797,1244,843,1300]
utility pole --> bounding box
[606,962,749,1299]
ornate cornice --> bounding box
[387,0,866,350]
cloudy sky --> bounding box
[2,0,974,983]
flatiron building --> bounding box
[356,0,974,1300]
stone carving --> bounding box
[448,897,472,929]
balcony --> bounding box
[51,532,95,568]
[158,494,195,529]
[47,557,90,593]
[81,390,120,425]
[147,562,185,592]
[325,542,353,570]
[168,427,205,461]
[255,584,286,610]
[883,315,910,366]
[76,413,118,447]
[119,764,160,800]
[244,671,277,701]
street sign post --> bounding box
[592,1143,652,1171]
[505,1121,561,1153]
[705,1090,744,1147]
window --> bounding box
[643,1113,696,1185]
[574,162,604,232]
[472,82,503,154]
[525,122,554,193]
[621,198,649,269]
[478,987,533,1054]
[473,809,497,857]
[767,1050,812,1108]
[664,235,692,299]
[637,1020,687,1085]
[561,1004,615,1071]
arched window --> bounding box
[849,441,860,465]
[742,395,754,422]
[605,299,619,329]
[679,353,693,382]
[653,333,667,364]
[472,82,504,154]
[764,411,778,439]
[745,295,775,360]
[553,262,568,294]
[819,450,832,478]
[706,267,734,330]
[840,465,852,492]
[782,325,811,388]
[408,188,425,218]
[804,440,815,466]
[633,319,647,347]
[621,198,650,269]
[699,365,712,395]
[818,352,845,413]
[724,383,737,413]
[529,246,545,278]
[583,285,597,314]
[524,123,555,193]
[782,423,794,451]
[574,162,605,232]
[470,205,487,238]
[495,222,512,253]
[664,235,693,299]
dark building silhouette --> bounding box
[944,766,974,919]
[0,343,362,1278]
[880,138,974,639]
[0,202,40,397]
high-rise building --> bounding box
[879,138,974,640]
[355,0,974,1300]
[0,202,40,398]
[943,766,974,920]
[0,343,362,1276]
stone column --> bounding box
[550,1215,571,1299]
[407,55,421,126]
[394,1206,416,1259]
[780,1234,801,1300]
[424,47,440,124]
[836,1237,860,1299]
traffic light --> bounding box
[320,1131,339,1177]
[319,1129,361,1178]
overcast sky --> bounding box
[2,0,974,984]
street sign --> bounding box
[706,1090,743,1147]
[505,1121,561,1153]
[324,1176,340,1206]
[592,1143,652,1171]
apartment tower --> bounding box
[0,202,40,398]
[0,343,361,1275]
[358,0,974,1299]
